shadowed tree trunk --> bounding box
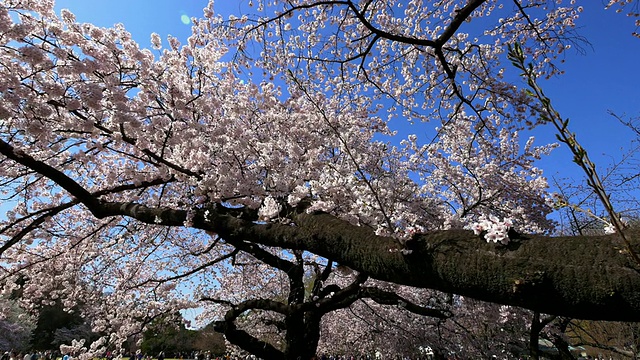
[213,288,448,358]
[209,246,450,359]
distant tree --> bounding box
[31,302,91,351]
[0,297,35,352]
[191,323,225,356]
[139,313,226,357]
[51,324,94,352]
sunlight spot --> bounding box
[180,14,191,25]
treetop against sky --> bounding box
[51,0,640,179]
[1,0,640,358]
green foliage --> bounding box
[140,315,192,356]
[140,315,225,357]
[191,323,225,356]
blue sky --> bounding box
[540,5,640,173]
[52,0,640,209]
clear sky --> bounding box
[52,0,640,208]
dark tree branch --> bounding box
[206,298,290,358]
[435,0,487,47]
[213,320,284,360]
[360,287,452,319]
[227,239,296,273]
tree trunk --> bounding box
[201,210,640,321]
[111,205,640,321]
[283,311,317,360]
[529,312,541,360]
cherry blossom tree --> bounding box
[0,0,639,358]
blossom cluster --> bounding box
[467,216,514,244]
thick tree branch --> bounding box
[0,139,100,209]
[2,140,640,321]
[133,207,640,321]
[213,320,284,360]
[206,298,289,359]
[304,273,369,314]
